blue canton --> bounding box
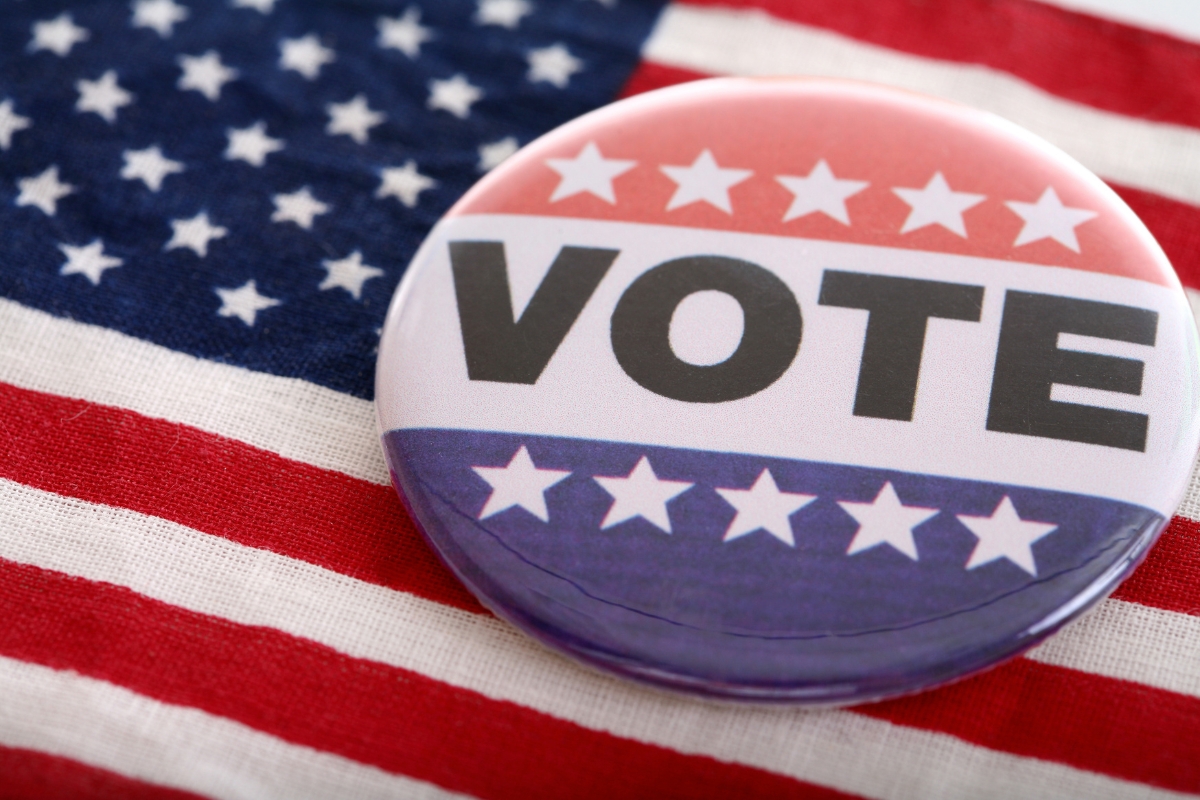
[0,0,665,398]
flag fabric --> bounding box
[0,0,1197,798]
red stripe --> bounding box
[621,63,1200,293]
[1111,182,1200,290]
[1112,515,1200,614]
[0,559,855,800]
[617,61,706,100]
[1,378,1197,617]
[0,745,206,800]
[0,381,483,615]
[675,0,1200,130]
[860,658,1200,793]
[5,557,1200,795]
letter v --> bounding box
[449,241,619,384]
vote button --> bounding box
[376,78,1200,703]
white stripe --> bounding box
[0,656,467,800]
[1035,0,1200,44]
[1026,598,1200,697]
[644,3,1200,206]
[1,478,1193,800]
[0,297,387,485]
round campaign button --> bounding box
[377,78,1200,703]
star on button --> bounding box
[776,160,868,225]
[661,150,752,214]
[0,99,32,150]
[215,280,280,326]
[377,160,436,207]
[232,0,276,11]
[546,141,636,203]
[76,71,133,124]
[478,136,519,172]
[957,496,1058,576]
[225,122,283,167]
[476,0,531,28]
[16,166,74,216]
[320,251,384,300]
[326,95,384,144]
[166,212,227,257]
[121,146,184,191]
[427,74,483,119]
[59,240,122,285]
[377,8,432,58]
[716,469,816,547]
[177,51,238,101]
[132,0,189,37]
[527,44,583,88]
[893,172,986,237]
[838,482,939,561]
[473,445,571,522]
[280,34,335,80]
[594,456,693,534]
[29,14,90,57]
[1005,187,1098,252]
[271,187,329,229]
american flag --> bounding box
[0,0,1197,797]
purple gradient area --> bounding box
[383,428,1163,702]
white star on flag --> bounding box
[76,71,133,124]
[16,166,74,216]
[527,44,583,88]
[776,160,868,225]
[377,160,436,207]
[473,446,571,522]
[132,0,189,38]
[320,251,384,300]
[1005,187,1098,252]
[475,0,533,28]
[377,8,432,58]
[478,136,519,172]
[837,482,940,561]
[427,74,483,119]
[58,240,123,285]
[957,496,1058,576]
[893,172,986,237]
[594,457,694,534]
[661,150,753,214]
[326,95,384,144]
[280,35,335,80]
[29,14,90,57]
[546,141,636,203]
[165,212,227,257]
[716,469,816,547]
[177,51,238,101]
[121,146,184,192]
[0,100,31,150]
[215,280,281,326]
[232,0,276,12]
[271,187,329,229]
[225,122,284,167]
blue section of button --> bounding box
[383,427,1163,701]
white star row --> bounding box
[31,0,613,56]
[56,237,381,322]
[30,7,586,103]
[29,4,273,57]
[473,446,1060,576]
[12,144,438,219]
[546,143,1101,252]
[4,69,520,172]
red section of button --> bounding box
[452,78,1173,286]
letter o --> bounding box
[610,256,802,403]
